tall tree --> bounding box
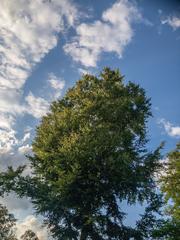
[1,68,163,239]
[0,204,17,240]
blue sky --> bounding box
[0,0,180,238]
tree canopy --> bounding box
[0,68,163,239]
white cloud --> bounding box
[22,73,66,119]
[0,0,78,134]
[48,74,65,90]
[48,73,65,98]
[16,215,49,240]
[0,193,46,239]
[154,157,169,184]
[0,0,77,90]
[161,16,180,30]
[0,89,23,118]
[0,119,31,162]
[18,144,32,154]
[25,92,50,119]
[21,132,31,143]
[159,119,180,137]
[0,194,43,240]
[78,68,92,75]
[0,133,32,169]
[64,0,141,67]
[0,128,18,154]
[0,113,15,130]
[0,193,31,214]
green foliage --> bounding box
[0,204,17,240]
[161,143,180,220]
[1,68,163,239]
[153,143,180,239]
[20,230,39,240]
[0,166,25,197]
[153,219,180,240]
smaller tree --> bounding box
[20,230,39,240]
[153,143,180,239]
[161,143,180,219]
[0,204,17,240]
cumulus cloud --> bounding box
[0,193,48,239]
[48,73,65,90]
[0,122,32,162]
[161,15,180,30]
[0,139,32,171]
[0,113,15,130]
[16,215,49,240]
[159,119,180,137]
[1,193,31,214]
[25,92,50,119]
[0,0,78,171]
[48,73,65,98]
[18,144,32,154]
[22,73,66,119]
[0,129,18,154]
[0,0,77,135]
[0,124,32,171]
[64,0,141,67]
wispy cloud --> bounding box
[21,132,31,144]
[18,144,32,154]
[161,15,180,30]
[159,118,180,137]
[0,0,77,91]
[25,92,50,119]
[64,0,141,67]
[0,128,18,154]
[16,215,49,240]
[48,73,65,98]
[23,73,66,119]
